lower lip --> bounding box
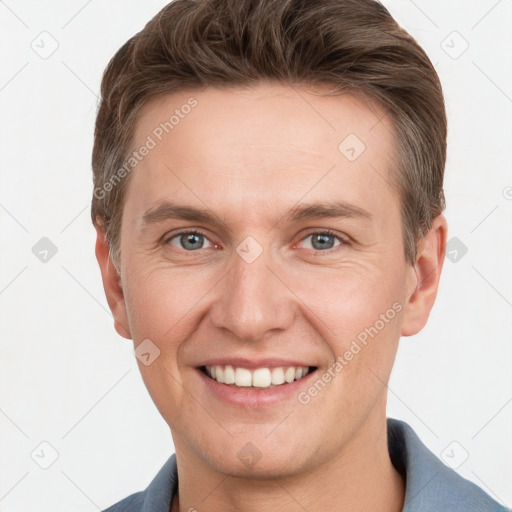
[196,368,317,408]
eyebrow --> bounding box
[140,200,372,228]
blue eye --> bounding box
[165,229,346,253]
[167,231,213,251]
[301,231,344,251]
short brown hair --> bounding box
[92,0,446,267]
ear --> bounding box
[401,214,448,337]
[94,225,132,339]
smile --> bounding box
[202,365,314,389]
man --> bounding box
[91,0,507,511]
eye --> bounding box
[299,230,346,251]
[166,230,213,251]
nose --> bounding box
[209,244,296,343]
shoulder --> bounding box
[388,419,509,512]
[102,454,178,512]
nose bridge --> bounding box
[210,244,294,342]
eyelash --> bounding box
[164,229,349,253]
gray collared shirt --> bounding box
[103,419,508,511]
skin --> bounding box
[96,83,447,512]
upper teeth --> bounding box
[205,365,310,388]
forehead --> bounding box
[126,83,398,227]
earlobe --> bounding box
[94,225,132,340]
[401,214,448,337]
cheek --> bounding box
[306,260,406,391]
[124,264,200,330]
[307,261,405,335]
[121,268,211,417]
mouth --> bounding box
[200,364,316,389]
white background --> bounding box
[0,1,511,510]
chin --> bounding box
[193,435,313,480]
[217,457,306,480]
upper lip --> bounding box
[196,358,317,369]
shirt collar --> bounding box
[387,418,506,511]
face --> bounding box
[98,83,442,479]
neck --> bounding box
[171,416,405,512]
